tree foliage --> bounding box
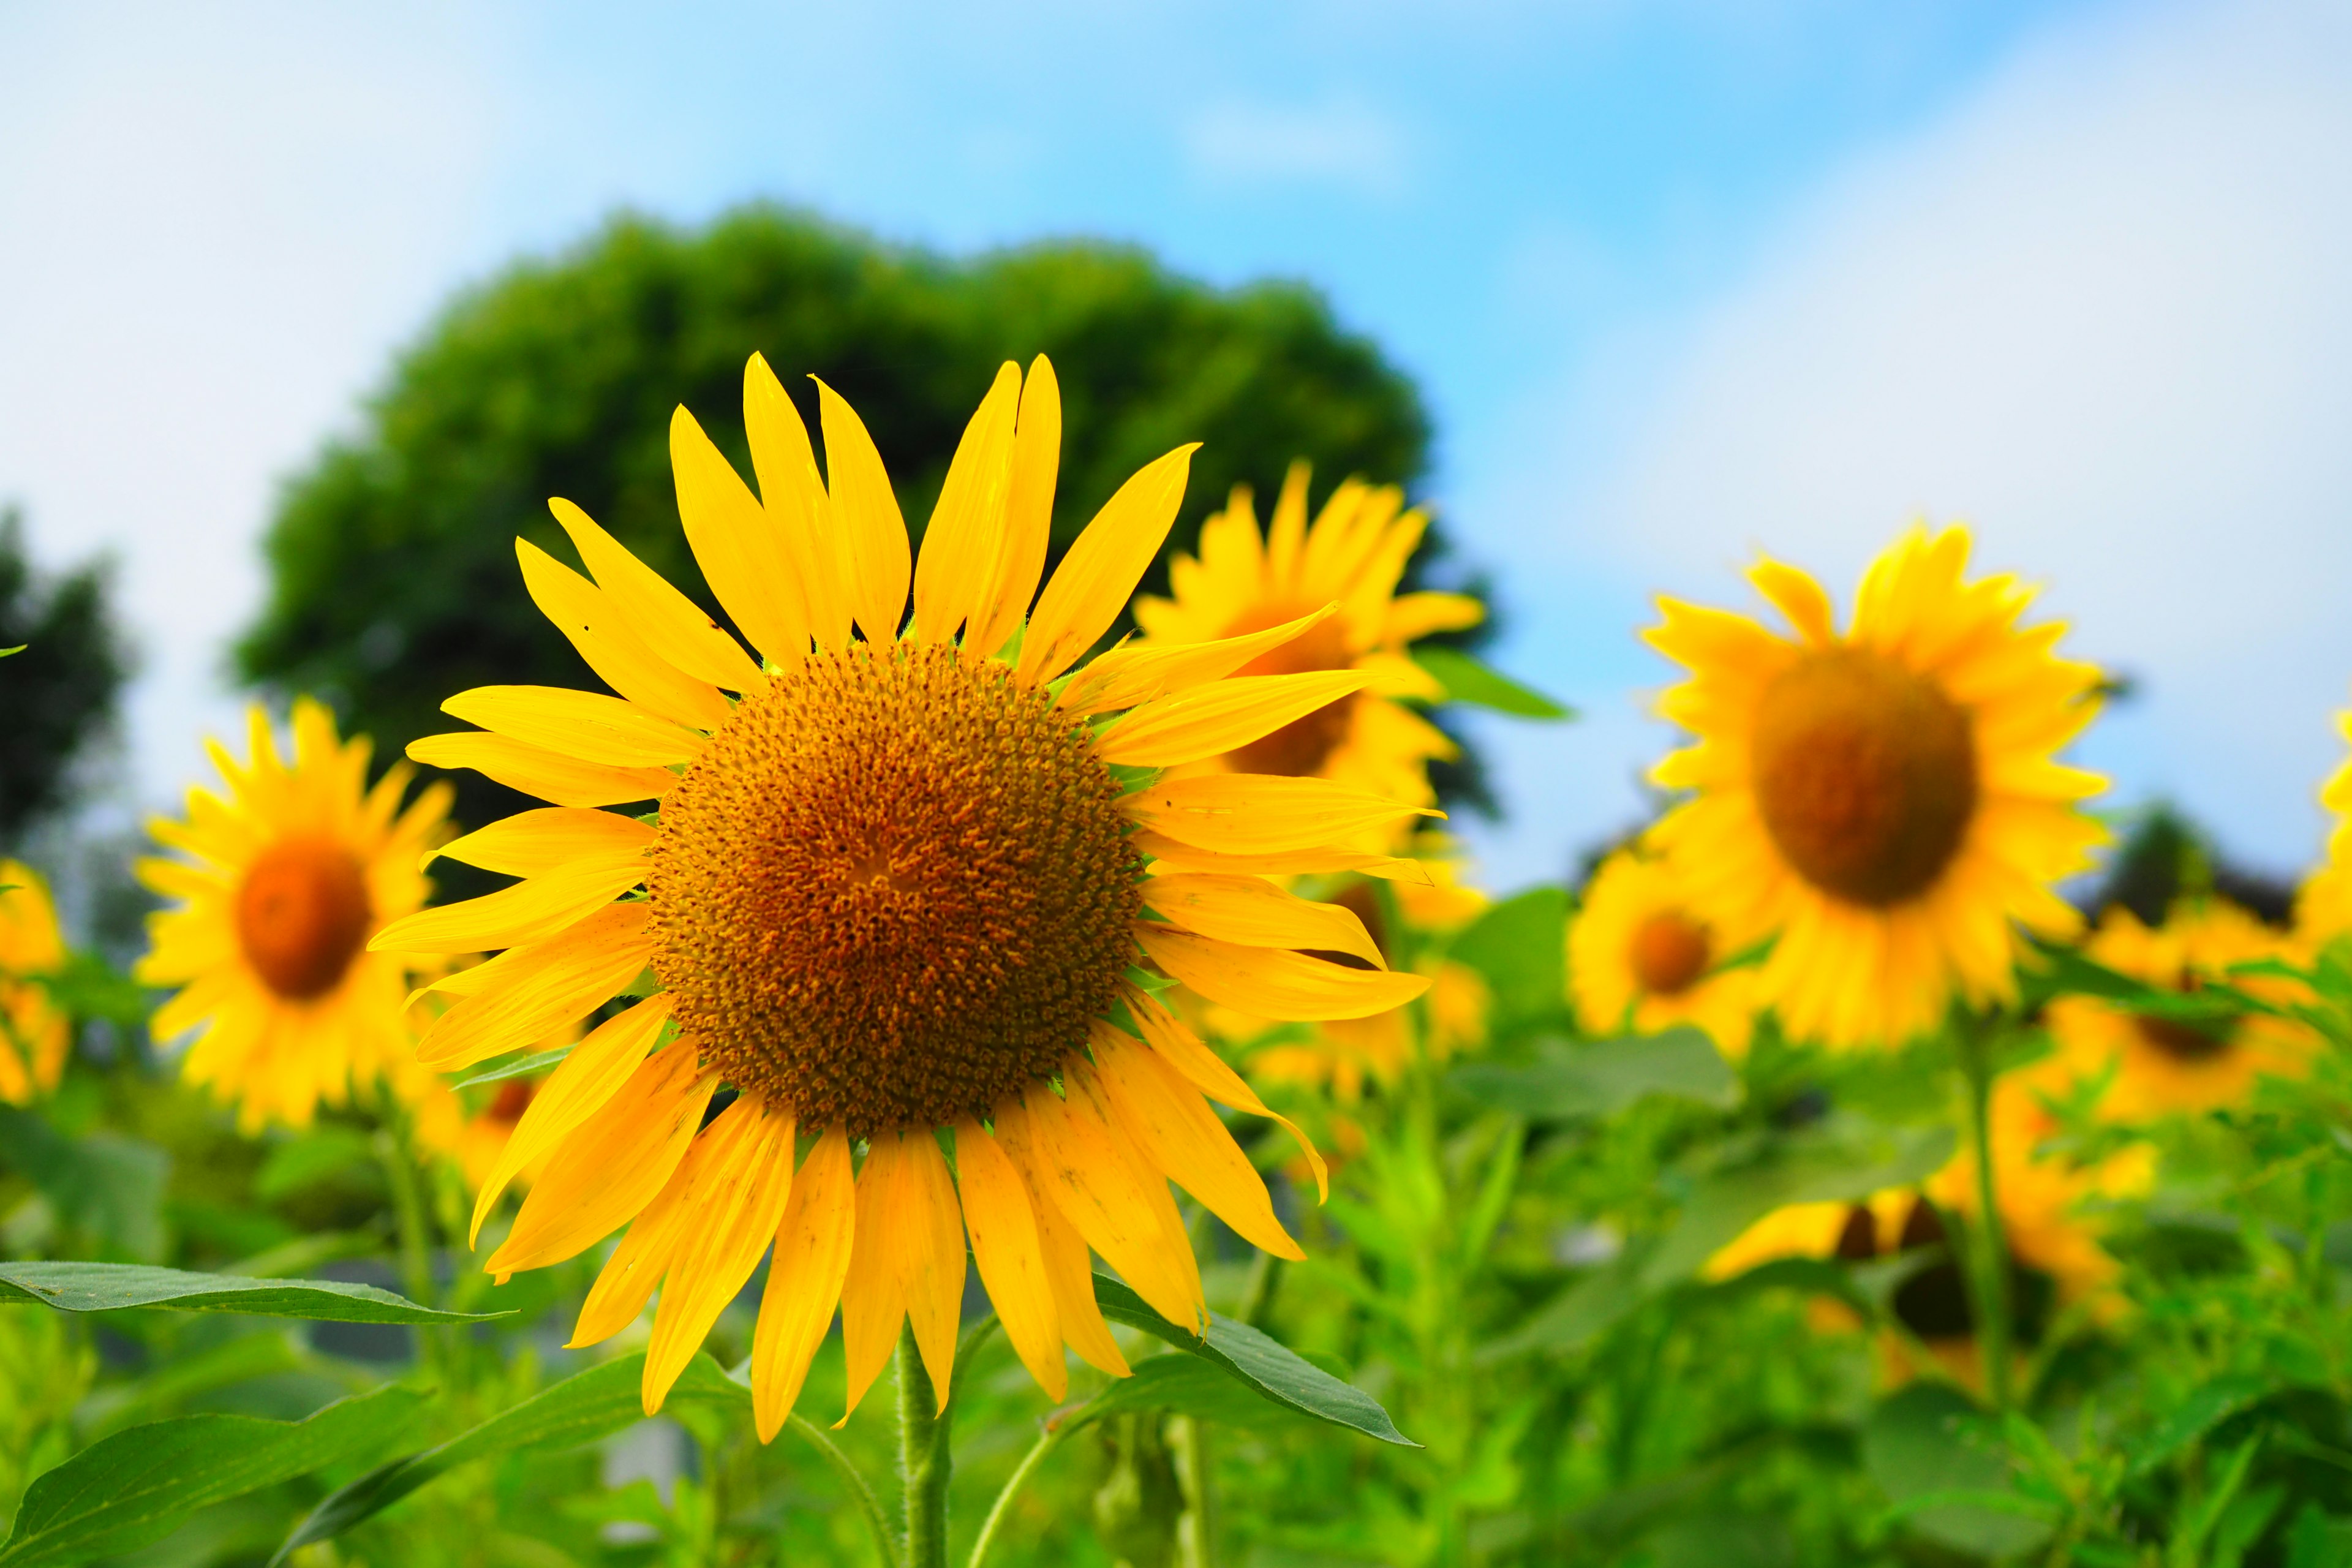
[0,509,129,845]
[236,206,1433,831]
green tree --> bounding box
[0,507,130,845]
[236,205,1438,834]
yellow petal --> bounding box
[672,404,810,668]
[516,539,734,732]
[1747,557,1838,646]
[371,853,644,954]
[992,1099,1129,1376]
[744,353,853,652]
[1140,873,1383,968]
[1094,669,1371,769]
[645,1100,798,1414]
[406,732,678,809]
[1264,461,1310,587]
[1090,1025,1302,1260]
[1016,1082,1203,1331]
[1059,603,1339,717]
[911,363,1020,647]
[753,1125,856,1442]
[1122,774,1439,856]
[1136,925,1430,1022]
[1383,591,1484,645]
[1017,444,1199,688]
[489,1035,713,1273]
[1125,986,1325,1200]
[952,1118,1066,1401]
[812,379,911,647]
[428,806,654,878]
[442,685,704,768]
[966,356,1061,662]
[549,497,767,693]
[896,1128,968,1414]
[573,1098,760,1351]
[415,903,652,1070]
[836,1131,909,1422]
[469,993,675,1243]
[1127,831,1431,886]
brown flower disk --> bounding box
[235,838,373,1000]
[647,643,1143,1136]
[1629,910,1711,997]
[1749,648,1978,907]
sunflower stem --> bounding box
[965,1423,1064,1568]
[1958,1012,2015,1410]
[375,1106,446,1390]
[788,1413,902,1568]
[897,1323,954,1568]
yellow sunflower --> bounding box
[2296,695,2352,941]
[135,700,454,1133]
[1646,526,2108,1049]
[1569,844,1758,1056]
[2050,899,2319,1120]
[0,861,70,1104]
[1130,461,1480,827]
[377,354,1436,1434]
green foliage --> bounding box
[0,507,129,845]
[235,206,1433,831]
[0,1262,499,1324]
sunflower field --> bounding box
[10,262,2352,1568]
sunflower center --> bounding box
[2135,968,2237,1061]
[646,643,1144,1137]
[1629,910,1711,997]
[1749,648,1978,907]
[235,837,374,1001]
[1221,606,1357,777]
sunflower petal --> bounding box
[646,1101,798,1414]
[912,363,1020,647]
[1090,1025,1303,1260]
[573,1099,758,1351]
[1128,831,1431,886]
[1124,986,1326,1200]
[1015,1083,1203,1330]
[1059,603,1340,717]
[990,1099,1131,1376]
[1137,925,1430,1021]
[753,1125,856,1441]
[953,1119,1066,1400]
[812,379,911,647]
[837,1132,910,1423]
[371,853,645,954]
[1122,774,1439,856]
[415,903,653,1071]
[407,733,678,809]
[518,541,736,731]
[673,404,810,668]
[744,354,853,653]
[967,356,1061,662]
[1095,670,1371,769]
[428,806,654,878]
[896,1128,968,1413]
[549,499,766,693]
[1141,873,1384,967]
[442,686,703,769]
[1017,444,1199,688]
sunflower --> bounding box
[2049,898,2318,1120]
[378,355,1436,1434]
[2296,696,2352,942]
[1646,526,2107,1049]
[1569,844,1758,1056]
[135,700,454,1133]
[1130,461,1480,828]
[0,861,70,1104]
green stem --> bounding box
[375,1110,445,1389]
[1958,1014,2015,1409]
[897,1324,954,1568]
[790,1413,903,1568]
[1170,1415,1218,1568]
[965,1424,1065,1568]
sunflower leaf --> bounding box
[1090,1274,1417,1446]
[0,1382,427,1567]
[0,1262,506,1324]
[1449,1029,1738,1121]
[1411,646,1573,720]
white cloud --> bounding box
[0,1,497,816]
[1467,0,2352,886]
[1183,94,1415,199]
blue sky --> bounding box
[6,0,2350,892]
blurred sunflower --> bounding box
[2050,899,2318,1120]
[1569,844,1758,1056]
[0,861,70,1104]
[2296,696,2352,941]
[381,354,1433,1433]
[1646,526,2107,1048]
[1130,461,1480,831]
[135,700,453,1133]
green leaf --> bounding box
[1863,1383,2052,1558]
[0,1262,505,1324]
[1073,1352,1341,1433]
[2127,1373,2269,1479]
[0,1107,167,1260]
[451,1046,573,1089]
[254,1126,377,1203]
[1090,1275,1416,1446]
[0,1382,427,1567]
[1412,646,1573,719]
[1450,1029,1737,1121]
[271,1352,747,1561]
[1447,887,1568,1029]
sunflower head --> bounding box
[1647,526,2108,1049]
[2050,897,2319,1118]
[1569,845,1757,1056]
[2296,695,2352,943]
[0,861,70,1105]
[385,356,1441,1433]
[1131,461,1482,827]
[136,699,453,1132]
